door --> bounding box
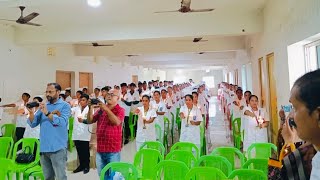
[266,53,278,143]
[56,71,71,90]
[258,58,266,108]
[132,75,138,85]
[79,72,93,94]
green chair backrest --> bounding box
[100,162,138,180]
[134,148,163,179]
[247,143,278,159]
[171,142,200,159]
[139,141,165,156]
[0,158,14,180]
[0,137,14,159]
[1,124,16,138]
[153,160,189,180]
[12,138,40,165]
[68,117,75,152]
[196,155,232,176]
[165,150,196,168]
[129,112,137,127]
[228,169,267,180]
[155,124,163,143]
[200,126,204,155]
[232,118,241,134]
[163,117,170,133]
[242,158,269,175]
[210,147,245,170]
[185,167,227,180]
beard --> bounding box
[46,96,55,103]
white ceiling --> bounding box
[0,0,267,69]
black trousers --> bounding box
[124,116,130,140]
[74,140,90,169]
[16,127,25,150]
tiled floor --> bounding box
[53,97,231,179]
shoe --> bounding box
[83,168,90,174]
[73,166,83,173]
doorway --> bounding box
[56,71,72,90]
[266,53,278,143]
[132,75,138,85]
[79,72,93,94]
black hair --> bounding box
[244,91,252,95]
[83,87,88,91]
[65,89,71,93]
[293,69,320,114]
[120,83,127,87]
[101,86,109,92]
[22,93,31,98]
[142,95,150,100]
[94,88,100,91]
[0,98,1,102]
[33,96,43,102]
[185,94,193,100]
[236,88,243,93]
[47,83,62,91]
[249,95,258,101]
[192,91,198,96]
[76,90,83,95]
[80,93,90,100]
[153,90,160,95]
[59,94,66,100]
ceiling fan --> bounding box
[126,55,139,57]
[0,6,41,26]
[78,42,114,47]
[177,37,208,43]
[155,0,214,13]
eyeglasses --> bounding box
[106,93,119,97]
[45,90,57,94]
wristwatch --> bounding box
[45,111,51,116]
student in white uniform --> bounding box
[120,83,131,144]
[150,90,166,135]
[65,89,73,103]
[24,96,43,139]
[179,94,203,150]
[192,92,205,116]
[72,94,92,174]
[1,92,31,143]
[232,88,246,119]
[242,95,269,152]
[90,87,104,103]
[134,95,157,150]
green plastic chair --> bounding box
[210,147,245,170]
[153,160,189,180]
[242,158,269,175]
[228,169,267,180]
[0,137,14,159]
[170,112,175,144]
[155,124,163,143]
[163,117,170,151]
[23,165,44,180]
[175,108,181,135]
[185,167,228,180]
[165,150,197,168]
[68,117,74,152]
[1,124,16,139]
[0,158,14,180]
[232,118,242,150]
[100,162,138,180]
[247,143,278,159]
[171,142,200,159]
[134,148,163,179]
[196,155,232,176]
[139,141,166,156]
[129,112,138,141]
[12,138,40,180]
[200,125,206,156]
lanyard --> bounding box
[186,108,192,125]
[251,108,261,126]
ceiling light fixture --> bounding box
[87,0,101,8]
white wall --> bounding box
[142,68,166,81]
[0,25,162,123]
[245,0,320,112]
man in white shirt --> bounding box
[119,83,131,144]
[65,89,73,103]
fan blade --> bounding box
[25,22,42,26]
[154,10,179,13]
[190,8,214,12]
[21,12,39,22]
[97,44,114,46]
[0,19,16,22]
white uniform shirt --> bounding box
[198,93,207,115]
[71,106,92,141]
[135,106,157,143]
[24,109,40,139]
[179,105,203,146]
[65,96,72,103]
[150,100,167,132]
[232,97,246,119]
[242,106,269,151]
[311,152,320,180]
[126,90,141,111]
[120,92,131,117]
[15,101,29,128]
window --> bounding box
[202,76,215,88]
[305,40,320,71]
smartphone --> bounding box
[288,118,297,128]
[281,105,292,113]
